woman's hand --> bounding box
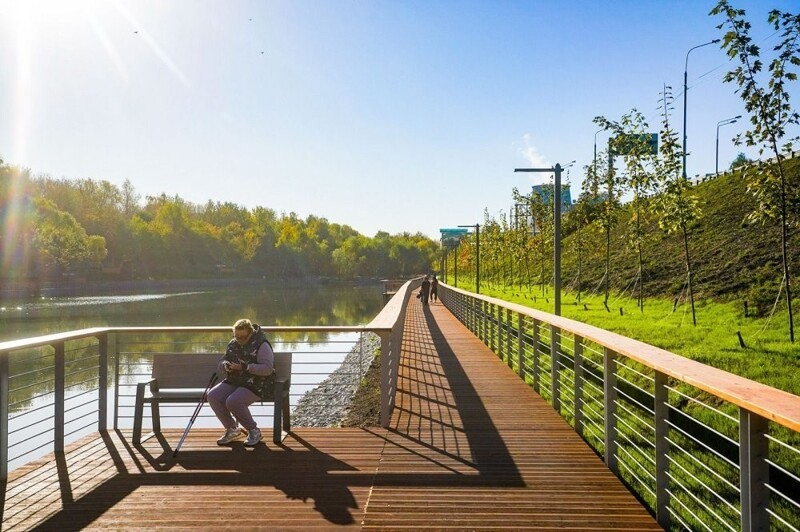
[224,361,244,373]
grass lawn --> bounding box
[455,280,800,396]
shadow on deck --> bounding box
[2,297,659,530]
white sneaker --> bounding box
[244,427,262,447]
[217,427,245,445]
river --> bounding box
[0,281,386,342]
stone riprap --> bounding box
[291,332,380,427]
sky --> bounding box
[1,0,798,241]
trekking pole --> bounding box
[173,372,218,458]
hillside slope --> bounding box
[560,156,800,312]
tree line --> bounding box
[0,162,438,284]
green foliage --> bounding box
[730,151,751,169]
[32,197,108,269]
[0,158,438,281]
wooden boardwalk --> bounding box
[2,298,660,530]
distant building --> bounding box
[531,184,573,213]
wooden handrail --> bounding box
[442,283,800,432]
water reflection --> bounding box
[0,284,384,342]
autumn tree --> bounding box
[33,197,107,272]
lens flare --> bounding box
[1,167,34,282]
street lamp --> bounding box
[682,39,720,179]
[458,224,480,294]
[716,115,741,175]
[514,161,574,316]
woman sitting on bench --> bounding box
[208,318,275,446]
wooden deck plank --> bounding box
[361,299,660,530]
[2,296,660,530]
[2,427,385,530]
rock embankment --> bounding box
[291,332,381,427]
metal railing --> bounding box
[440,283,800,531]
[0,279,420,481]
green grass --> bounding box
[454,279,800,396]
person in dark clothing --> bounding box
[208,318,275,446]
[420,276,431,305]
[430,274,439,303]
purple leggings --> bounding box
[207,382,260,431]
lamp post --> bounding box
[594,128,604,181]
[716,115,741,175]
[514,161,573,316]
[454,241,458,288]
[682,39,720,179]
[458,224,480,294]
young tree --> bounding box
[711,1,800,341]
[511,187,535,293]
[655,85,701,325]
[595,110,658,312]
[567,173,602,303]
[585,136,624,311]
[527,186,553,296]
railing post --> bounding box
[1,350,8,482]
[517,313,524,378]
[113,333,121,430]
[469,296,475,334]
[740,409,769,532]
[603,347,619,474]
[54,342,65,453]
[506,308,513,369]
[479,300,485,343]
[495,304,501,358]
[532,319,540,394]
[654,371,670,530]
[550,325,561,412]
[489,302,494,348]
[494,304,500,356]
[98,333,108,432]
[467,296,473,331]
[573,335,584,436]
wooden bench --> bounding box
[133,352,292,445]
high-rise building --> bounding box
[531,184,573,213]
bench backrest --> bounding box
[275,352,292,386]
[151,352,291,390]
[152,353,222,389]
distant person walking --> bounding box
[430,274,439,303]
[420,276,431,305]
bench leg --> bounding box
[273,392,283,444]
[133,386,145,444]
[282,395,290,432]
[151,399,161,435]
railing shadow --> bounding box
[374,298,524,487]
[5,429,366,530]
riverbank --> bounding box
[292,332,382,427]
[0,276,383,301]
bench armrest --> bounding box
[136,378,158,396]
